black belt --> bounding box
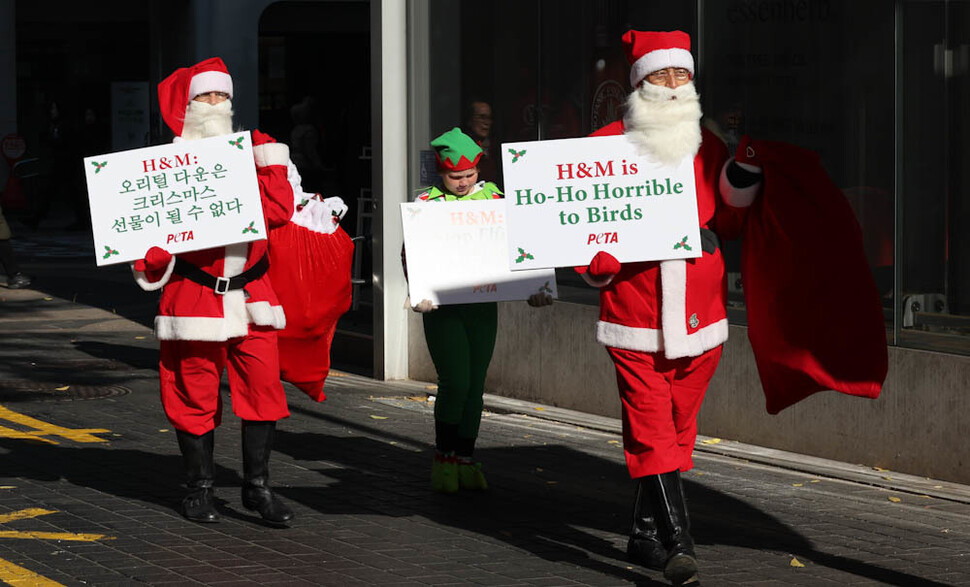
[699,227,720,254]
[174,255,269,295]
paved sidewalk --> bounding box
[2,232,970,586]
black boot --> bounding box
[241,420,294,526]
[627,476,667,571]
[655,470,699,585]
[175,430,219,523]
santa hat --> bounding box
[623,30,694,88]
[158,57,234,136]
[431,127,482,171]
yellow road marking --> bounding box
[0,509,115,542]
[0,406,110,444]
[0,509,115,584]
[0,509,56,524]
[0,557,65,586]
[0,531,112,542]
[0,425,58,445]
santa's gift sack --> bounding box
[741,140,887,414]
[268,221,354,401]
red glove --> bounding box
[251,129,276,146]
[133,246,172,272]
[588,251,621,278]
[734,135,761,169]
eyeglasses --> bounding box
[194,91,230,100]
[645,68,691,84]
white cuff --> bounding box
[131,256,177,291]
[254,142,290,168]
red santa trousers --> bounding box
[608,345,722,478]
[159,327,290,435]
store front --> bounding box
[402,0,970,483]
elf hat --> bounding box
[158,57,234,136]
[431,127,482,172]
[623,30,694,88]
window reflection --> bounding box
[423,0,970,354]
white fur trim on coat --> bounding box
[254,142,290,168]
[597,320,664,352]
[630,48,694,88]
[596,319,728,357]
[153,302,285,341]
[595,259,729,358]
[131,256,177,291]
[248,301,286,329]
[719,159,761,208]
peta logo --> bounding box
[166,231,195,244]
[587,232,618,245]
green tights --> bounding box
[423,302,497,454]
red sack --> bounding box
[741,140,887,414]
[268,222,354,401]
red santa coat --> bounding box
[132,139,294,341]
[589,121,747,359]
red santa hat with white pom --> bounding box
[623,30,694,88]
[157,57,234,136]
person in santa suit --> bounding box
[132,57,296,526]
[576,31,763,586]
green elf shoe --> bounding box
[457,458,488,490]
[431,451,459,494]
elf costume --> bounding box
[412,128,502,494]
[133,57,296,526]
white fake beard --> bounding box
[622,82,702,165]
[181,99,234,140]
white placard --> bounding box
[84,132,266,266]
[501,134,701,270]
[401,199,557,305]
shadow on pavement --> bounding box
[72,339,160,372]
[0,337,158,388]
[7,236,156,329]
[0,384,953,586]
[274,409,952,587]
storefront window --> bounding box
[420,1,969,355]
[898,0,970,353]
[699,1,895,327]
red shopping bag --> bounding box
[268,221,354,401]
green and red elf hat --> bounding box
[431,127,482,171]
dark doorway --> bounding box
[15,1,151,228]
[258,1,374,377]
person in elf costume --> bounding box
[407,127,551,494]
[132,57,296,526]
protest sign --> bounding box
[501,134,701,270]
[83,131,265,266]
[401,199,557,305]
